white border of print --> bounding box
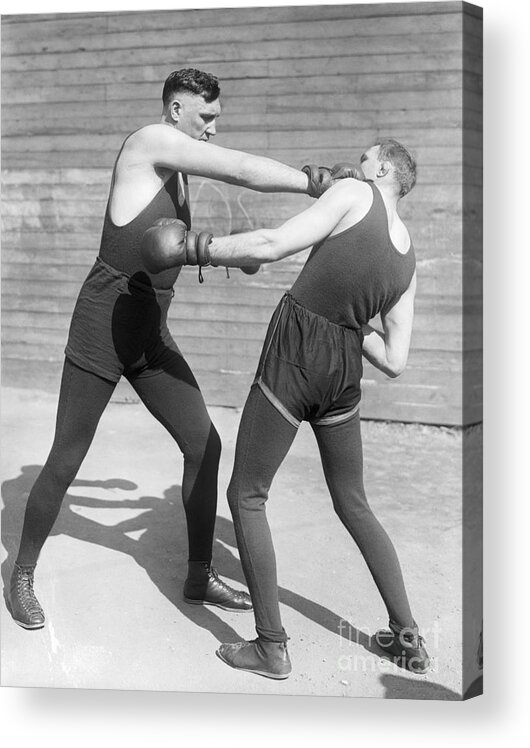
[1,1,528,747]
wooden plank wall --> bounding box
[1,2,482,425]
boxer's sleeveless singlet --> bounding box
[65,172,191,382]
[255,182,416,427]
[98,171,191,289]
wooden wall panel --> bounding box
[1,2,483,425]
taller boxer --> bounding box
[9,68,348,631]
[153,138,428,679]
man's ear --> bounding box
[170,100,181,123]
[377,160,390,178]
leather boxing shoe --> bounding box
[216,639,292,680]
[9,563,45,630]
[375,621,430,674]
[183,562,252,612]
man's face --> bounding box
[359,145,382,181]
[174,92,221,141]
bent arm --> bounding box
[361,273,416,378]
[208,180,361,266]
[136,124,309,194]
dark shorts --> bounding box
[254,292,363,428]
[65,256,184,383]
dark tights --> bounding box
[16,357,220,567]
[227,385,414,642]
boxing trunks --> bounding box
[254,292,363,428]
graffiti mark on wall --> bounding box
[193,178,256,236]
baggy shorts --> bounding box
[254,292,363,428]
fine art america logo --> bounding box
[336,619,442,674]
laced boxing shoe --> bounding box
[183,561,253,612]
[9,563,45,629]
[216,639,292,680]
[375,620,430,674]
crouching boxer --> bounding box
[9,68,354,631]
[144,139,430,679]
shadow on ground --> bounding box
[2,465,380,662]
[379,673,462,700]
[1,465,454,700]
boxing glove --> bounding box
[331,162,365,181]
[302,164,333,198]
[240,265,260,276]
[141,218,213,274]
[228,228,261,276]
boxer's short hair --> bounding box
[376,138,417,197]
[162,68,220,105]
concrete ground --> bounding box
[1,386,475,699]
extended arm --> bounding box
[208,179,366,266]
[134,124,310,194]
[361,273,417,378]
[140,179,369,275]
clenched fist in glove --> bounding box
[141,218,213,274]
[303,164,333,198]
[303,161,365,198]
[330,162,365,181]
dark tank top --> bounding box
[98,170,191,289]
[290,182,416,329]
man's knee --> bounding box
[185,422,221,465]
[332,489,371,527]
[226,475,245,514]
[227,475,268,515]
[226,479,238,514]
[44,450,83,489]
[208,424,222,463]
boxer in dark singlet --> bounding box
[8,68,340,631]
[182,138,430,679]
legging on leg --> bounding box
[128,364,221,564]
[227,385,298,643]
[16,358,117,567]
[311,412,414,629]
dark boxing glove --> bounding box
[240,264,260,275]
[331,162,365,181]
[302,164,333,198]
[141,218,213,275]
